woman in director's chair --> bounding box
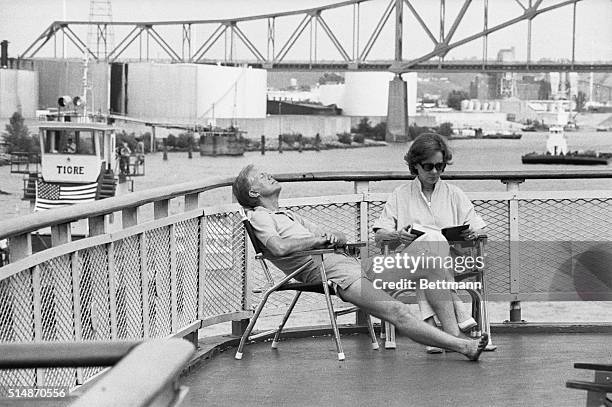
[373,133,492,354]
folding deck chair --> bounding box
[235,208,379,361]
[380,234,496,351]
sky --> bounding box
[1,0,611,62]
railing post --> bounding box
[185,193,199,212]
[140,232,151,339]
[197,211,207,322]
[71,251,84,384]
[51,223,71,246]
[231,196,250,337]
[354,180,370,326]
[89,215,106,236]
[154,199,170,219]
[502,178,524,323]
[122,207,138,228]
[169,224,178,333]
[108,242,118,339]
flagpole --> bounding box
[62,0,67,58]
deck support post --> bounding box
[355,180,370,326]
[510,300,522,322]
[502,178,525,323]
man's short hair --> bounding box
[233,164,259,208]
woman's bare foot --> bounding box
[463,333,489,361]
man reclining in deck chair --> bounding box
[232,164,488,361]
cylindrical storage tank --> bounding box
[343,72,391,116]
[482,102,490,111]
[460,99,470,111]
[473,100,481,111]
[467,100,474,111]
[494,101,501,111]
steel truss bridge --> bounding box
[20,0,612,73]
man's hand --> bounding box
[321,231,347,247]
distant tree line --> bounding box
[1,112,38,154]
[351,117,454,141]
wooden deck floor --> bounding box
[182,332,611,407]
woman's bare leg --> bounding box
[338,278,486,360]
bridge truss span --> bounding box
[20,0,612,73]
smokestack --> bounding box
[1,40,8,68]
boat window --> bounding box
[76,131,95,155]
[42,130,96,155]
[44,131,60,153]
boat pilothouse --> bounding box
[545,125,568,156]
[35,121,118,210]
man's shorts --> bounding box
[297,252,364,291]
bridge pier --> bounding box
[386,74,409,143]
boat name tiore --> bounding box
[56,165,85,175]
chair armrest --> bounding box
[264,242,366,260]
[574,363,612,372]
[566,380,612,393]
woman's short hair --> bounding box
[404,133,453,175]
[232,164,260,208]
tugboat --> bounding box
[521,126,610,165]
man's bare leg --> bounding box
[338,278,486,361]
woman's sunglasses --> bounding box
[419,162,447,172]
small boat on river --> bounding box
[521,126,610,165]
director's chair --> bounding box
[380,234,496,351]
[235,208,379,361]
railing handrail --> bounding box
[71,339,194,407]
[1,170,612,240]
[0,340,140,369]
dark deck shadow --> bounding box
[182,333,610,407]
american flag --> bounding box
[35,180,98,211]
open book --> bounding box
[407,223,469,241]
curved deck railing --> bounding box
[1,170,611,389]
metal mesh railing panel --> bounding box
[519,198,612,295]
[0,271,36,385]
[175,219,200,328]
[78,245,111,381]
[113,236,143,339]
[201,212,245,317]
[473,200,511,294]
[286,202,360,242]
[367,201,386,258]
[39,255,76,386]
[146,228,172,337]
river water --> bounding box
[2,131,612,220]
[1,131,611,325]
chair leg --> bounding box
[365,314,379,350]
[385,321,396,349]
[479,298,497,351]
[271,291,302,349]
[317,259,345,361]
[235,290,273,360]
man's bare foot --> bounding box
[464,333,489,361]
